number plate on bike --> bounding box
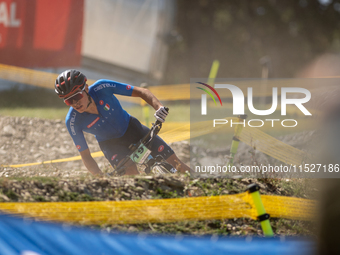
[130,144,151,164]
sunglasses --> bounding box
[64,87,85,106]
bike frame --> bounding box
[114,119,164,175]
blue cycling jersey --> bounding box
[65,79,134,152]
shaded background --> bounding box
[1,0,340,88]
[164,0,340,83]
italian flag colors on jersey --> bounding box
[104,104,110,111]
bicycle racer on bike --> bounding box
[55,69,190,176]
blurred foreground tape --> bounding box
[0,192,315,224]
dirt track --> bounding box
[1,114,317,178]
[0,115,190,177]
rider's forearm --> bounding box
[82,156,103,176]
[132,87,163,110]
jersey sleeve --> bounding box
[90,79,134,96]
[66,116,89,152]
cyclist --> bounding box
[54,69,190,176]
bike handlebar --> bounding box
[142,107,169,142]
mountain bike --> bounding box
[109,108,177,176]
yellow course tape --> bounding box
[0,192,316,225]
[1,152,104,168]
[261,195,316,221]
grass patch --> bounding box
[0,107,69,120]
[0,87,66,108]
[0,87,190,122]
[0,87,69,119]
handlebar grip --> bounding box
[154,107,169,126]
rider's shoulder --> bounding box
[90,79,119,90]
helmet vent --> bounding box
[54,69,87,98]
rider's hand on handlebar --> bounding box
[154,106,168,123]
